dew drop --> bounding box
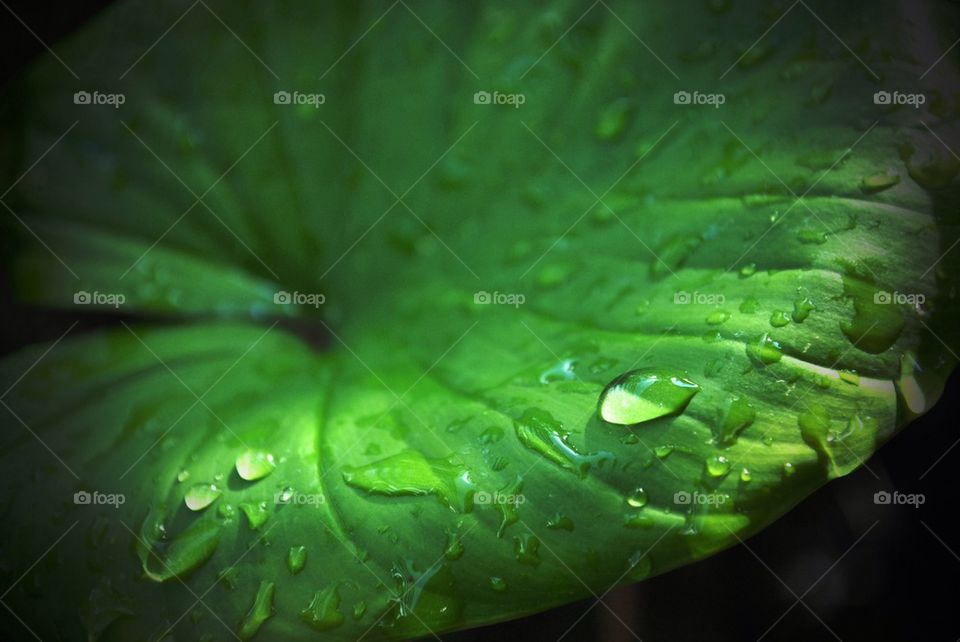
[769,310,791,327]
[746,333,783,365]
[598,369,700,426]
[235,449,276,481]
[792,297,815,323]
[287,545,307,574]
[626,487,648,508]
[184,483,221,511]
[705,454,731,477]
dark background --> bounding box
[2,2,958,641]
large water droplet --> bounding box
[514,409,614,477]
[238,580,275,640]
[300,585,344,631]
[235,449,276,481]
[184,483,221,511]
[598,369,700,425]
[342,451,476,512]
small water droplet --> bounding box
[626,487,648,508]
[539,358,577,383]
[177,469,190,483]
[444,531,465,560]
[478,426,504,445]
[287,545,307,574]
[746,333,783,365]
[769,310,791,327]
[546,512,575,531]
[716,396,757,445]
[792,297,815,323]
[706,310,731,325]
[705,454,731,477]
[490,576,508,592]
[739,467,752,483]
[598,369,700,425]
[739,296,759,313]
[184,483,221,511]
[238,502,270,530]
[654,444,674,459]
[739,263,757,278]
[513,533,541,565]
[782,462,796,477]
[235,449,276,481]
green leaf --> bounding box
[2,0,960,640]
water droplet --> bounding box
[716,396,757,445]
[792,297,815,323]
[746,333,783,365]
[739,296,759,313]
[626,487,649,508]
[139,517,221,583]
[705,454,731,477]
[494,476,524,538]
[739,263,757,278]
[177,469,190,483]
[769,310,791,327]
[300,585,344,631]
[739,467,752,483]
[706,310,731,325]
[490,576,508,592]
[352,601,367,620]
[342,451,476,512]
[478,426,504,445]
[277,486,294,503]
[513,533,540,565]
[782,462,796,477]
[184,483,221,511]
[217,503,235,519]
[654,444,674,459]
[861,172,899,193]
[238,502,270,530]
[598,369,700,425]
[797,229,827,245]
[514,409,614,477]
[546,512,575,531]
[235,449,276,481]
[539,358,577,383]
[238,580,275,640]
[838,369,860,385]
[287,545,307,574]
[536,264,571,288]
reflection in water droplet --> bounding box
[598,369,700,426]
